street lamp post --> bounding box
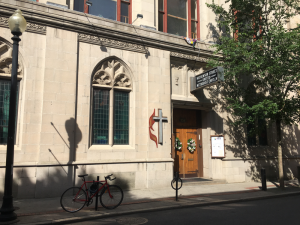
[0,9,26,222]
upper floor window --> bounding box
[74,0,132,24]
[158,0,199,39]
[233,4,262,42]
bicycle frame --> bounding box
[74,179,113,204]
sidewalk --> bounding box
[2,180,300,224]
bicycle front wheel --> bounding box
[60,187,87,213]
[100,185,123,209]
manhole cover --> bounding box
[116,217,148,225]
[194,198,205,201]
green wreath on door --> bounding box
[187,138,196,153]
[175,137,182,150]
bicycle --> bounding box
[60,174,123,213]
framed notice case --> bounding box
[210,135,225,158]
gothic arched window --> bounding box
[0,40,22,144]
[91,59,132,145]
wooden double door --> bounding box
[173,108,203,178]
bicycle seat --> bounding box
[78,174,88,178]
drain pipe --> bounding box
[72,34,80,186]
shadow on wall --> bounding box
[76,166,132,191]
[0,166,139,208]
[206,17,231,44]
[206,77,300,182]
[196,15,300,182]
[0,117,136,199]
[0,118,79,199]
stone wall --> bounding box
[0,12,174,198]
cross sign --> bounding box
[153,109,168,144]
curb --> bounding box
[23,190,300,225]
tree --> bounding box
[206,0,300,188]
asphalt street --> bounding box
[70,195,300,225]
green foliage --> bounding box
[206,0,300,132]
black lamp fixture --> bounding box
[86,1,92,6]
[132,14,143,24]
[0,9,26,222]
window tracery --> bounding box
[91,58,132,146]
[0,41,23,77]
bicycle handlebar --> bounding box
[105,174,115,181]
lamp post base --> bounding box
[0,211,17,222]
[0,195,17,222]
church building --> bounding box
[0,0,299,198]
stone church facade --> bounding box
[0,0,299,198]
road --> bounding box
[71,195,299,225]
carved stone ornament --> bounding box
[0,17,46,35]
[187,67,202,73]
[92,64,112,85]
[92,59,131,89]
[170,64,185,70]
[170,52,209,62]
[0,41,22,76]
[78,33,146,54]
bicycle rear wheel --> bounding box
[60,187,87,213]
[100,185,123,209]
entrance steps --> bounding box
[181,177,226,186]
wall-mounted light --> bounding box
[132,14,143,24]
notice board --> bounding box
[211,135,225,158]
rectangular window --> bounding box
[258,118,267,146]
[74,0,131,24]
[113,91,129,145]
[0,80,19,144]
[247,114,268,146]
[167,0,187,36]
[190,0,198,39]
[233,5,262,42]
[247,122,256,146]
[191,21,197,39]
[74,0,84,12]
[89,0,117,20]
[158,0,199,39]
[121,1,129,23]
[158,0,164,32]
[92,89,110,145]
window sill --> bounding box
[0,145,22,151]
[247,145,269,148]
[74,158,174,165]
[88,145,135,151]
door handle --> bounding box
[181,154,184,160]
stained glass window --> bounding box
[0,80,19,144]
[113,91,129,145]
[92,89,110,145]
